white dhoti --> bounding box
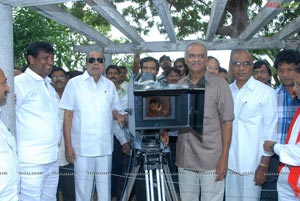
[225,170,261,201]
[19,161,58,201]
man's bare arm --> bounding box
[64,109,75,163]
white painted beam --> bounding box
[74,37,292,54]
[30,4,112,46]
[238,0,292,40]
[87,0,144,44]
[274,16,300,40]
[0,0,76,7]
[205,0,228,41]
[153,0,176,43]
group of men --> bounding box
[0,40,300,201]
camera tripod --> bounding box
[121,133,178,201]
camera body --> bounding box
[128,81,205,136]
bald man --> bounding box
[60,51,125,201]
[0,69,19,201]
[226,50,278,201]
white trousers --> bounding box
[277,166,300,201]
[74,155,112,201]
[225,170,261,201]
[19,161,58,201]
[178,167,224,201]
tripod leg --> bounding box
[156,168,162,201]
[159,168,166,201]
[121,164,141,201]
[163,164,178,201]
[145,169,151,201]
[149,169,155,201]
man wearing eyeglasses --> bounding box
[226,50,278,201]
[263,63,300,200]
[261,49,300,201]
[59,51,125,201]
[252,60,272,87]
[50,67,76,201]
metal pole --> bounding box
[0,3,15,134]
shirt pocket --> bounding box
[238,102,262,122]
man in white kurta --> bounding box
[60,51,124,201]
[14,41,61,201]
[264,64,300,201]
[0,69,19,201]
[226,50,278,201]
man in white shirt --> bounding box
[14,41,61,201]
[0,68,19,201]
[264,63,300,201]
[106,65,130,200]
[60,51,125,201]
[119,66,129,93]
[226,50,278,201]
[50,67,75,201]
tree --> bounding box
[119,0,299,83]
[13,2,111,71]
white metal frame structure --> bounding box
[0,0,299,130]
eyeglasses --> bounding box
[294,82,300,88]
[51,75,66,81]
[232,61,252,68]
[88,57,105,64]
[252,70,269,76]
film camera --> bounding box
[122,77,205,201]
[128,80,205,133]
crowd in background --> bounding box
[1,40,300,201]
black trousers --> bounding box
[56,164,75,201]
[260,154,279,201]
[111,136,130,199]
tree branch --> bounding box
[217,26,234,37]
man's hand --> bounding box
[122,142,131,155]
[160,131,169,147]
[263,140,276,152]
[116,114,126,128]
[254,165,267,185]
[65,144,76,164]
[215,156,228,181]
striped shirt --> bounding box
[276,85,300,144]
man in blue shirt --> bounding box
[261,49,300,201]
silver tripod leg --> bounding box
[159,168,166,201]
[145,169,151,201]
[121,164,141,201]
[149,169,155,201]
[163,164,178,201]
[156,168,162,201]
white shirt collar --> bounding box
[25,68,52,84]
[233,76,256,91]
